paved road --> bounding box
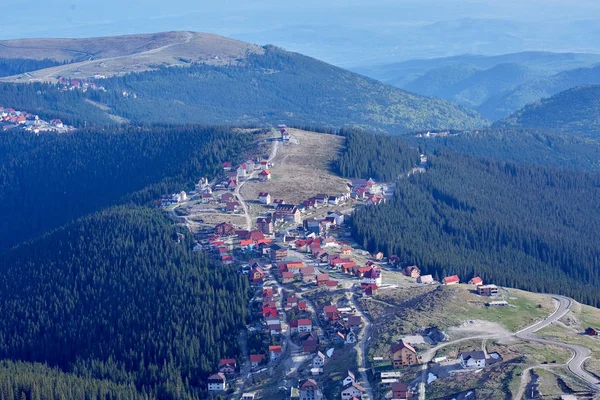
[418,295,599,399]
[350,294,375,400]
[515,295,599,391]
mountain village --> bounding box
[152,127,582,400]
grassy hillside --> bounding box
[494,85,600,137]
[481,65,600,120]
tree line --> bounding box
[351,149,600,306]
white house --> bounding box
[313,351,326,368]
[460,351,486,369]
[341,382,365,399]
[345,331,357,345]
[258,192,272,205]
[207,373,226,392]
[237,165,247,179]
[298,319,313,332]
[241,393,256,400]
[342,370,356,386]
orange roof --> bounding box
[443,275,460,284]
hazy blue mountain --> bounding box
[480,65,600,120]
[402,63,543,108]
[494,85,600,137]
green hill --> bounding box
[0,44,487,133]
[481,65,600,120]
[494,85,600,137]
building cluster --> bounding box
[348,178,387,205]
[0,106,73,133]
[57,76,107,92]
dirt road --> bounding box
[351,294,375,400]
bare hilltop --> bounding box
[0,31,263,82]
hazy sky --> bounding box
[2,1,600,66]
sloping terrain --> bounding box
[481,64,600,120]
[494,85,600,137]
[0,31,263,81]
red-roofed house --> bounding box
[262,287,274,300]
[259,170,272,182]
[281,271,295,283]
[443,275,460,285]
[325,280,338,290]
[223,162,232,171]
[250,354,265,367]
[269,345,282,360]
[251,266,265,282]
[298,319,313,332]
[218,359,237,375]
[469,277,483,286]
[324,305,341,321]
[316,274,330,286]
[391,341,419,366]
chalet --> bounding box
[299,379,323,400]
[460,351,486,369]
[302,198,317,209]
[310,244,323,257]
[262,287,274,301]
[298,319,313,332]
[215,222,235,236]
[298,301,308,311]
[313,351,326,368]
[258,192,272,205]
[477,284,499,296]
[341,246,352,256]
[314,194,329,205]
[328,211,346,225]
[362,267,382,286]
[443,275,460,285]
[302,337,319,353]
[348,315,362,329]
[285,296,299,310]
[316,274,330,286]
[417,275,434,284]
[259,170,272,182]
[391,341,419,367]
[343,371,356,386]
[391,382,411,400]
[218,359,237,375]
[319,219,335,232]
[270,244,288,262]
[226,201,239,212]
[285,260,305,274]
[402,265,420,278]
[340,382,365,399]
[268,323,282,335]
[208,373,227,392]
[257,216,274,234]
[304,219,321,235]
[201,193,213,203]
[301,266,316,281]
[223,162,232,171]
[237,165,247,179]
[221,193,235,203]
[282,271,295,283]
[50,119,63,128]
[324,305,341,321]
[315,251,329,263]
[274,204,301,223]
[322,237,337,248]
[325,280,339,290]
[260,160,269,170]
[250,354,265,367]
[250,266,265,282]
[469,277,484,286]
[328,194,345,205]
[345,331,357,344]
[269,345,282,360]
[263,307,278,319]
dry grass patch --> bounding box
[241,129,349,205]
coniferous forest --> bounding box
[0,126,253,398]
[350,150,600,306]
[0,207,249,399]
[0,125,250,250]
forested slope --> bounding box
[333,129,420,181]
[0,58,61,77]
[0,126,249,250]
[0,206,249,398]
[351,151,600,306]
[409,128,600,172]
[1,45,487,133]
[494,85,600,138]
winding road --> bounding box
[418,295,599,400]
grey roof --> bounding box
[461,351,485,361]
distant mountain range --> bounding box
[0,32,486,134]
[354,52,600,120]
[494,85,600,138]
